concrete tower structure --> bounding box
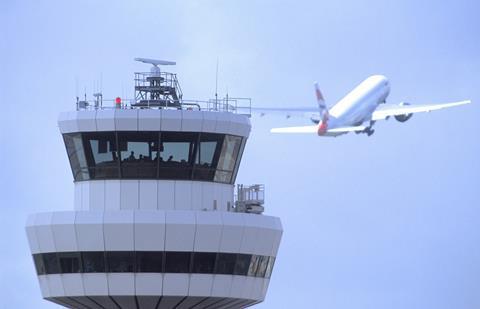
[25,59,282,309]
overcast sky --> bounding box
[1,0,479,308]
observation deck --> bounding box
[26,59,282,309]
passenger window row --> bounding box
[33,251,275,279]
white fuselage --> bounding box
[327,75,390,128]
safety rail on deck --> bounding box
[235,184,265,214]
[134,71,183,103]
[76,96,252,117]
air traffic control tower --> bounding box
[25,58,282,309]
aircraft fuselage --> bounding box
[327,75,390,129]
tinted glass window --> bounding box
[136,251,163,272]
[215,135,242,183]
[63,132,243,184]
[265,256,275,278]
[198,141,217,165]
[82,252,105,273]
[64,134,89,181]
[83,132,119,178]
[247,255,261,277]
[165,252,191,273]
[159,132,197,179]
[192,252,217,274]
[255,255,269,277]
[193,133,223,181]
[118,132,160,178]
[234,254,251,276]
[215,253,236,275]
[33,254,46,275]
[58,252,82,273]
[43,253,60,274]
[33,251,270,277]
[106,251,135,272]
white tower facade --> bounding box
[26,61,282,309]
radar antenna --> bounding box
[134,58,176,66]
[133,57,182,108]
[134,58,176,76]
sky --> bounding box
[1,0,479,308]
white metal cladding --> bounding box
[58,109,251,138]
[30,104,280,309]
[74,180,234,211]
[36,274,270,302]
[26,210,282,302]
[46,296,261,309]
[26,210,282,256]
[38,273,268,301]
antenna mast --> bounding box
[215,58,219,111]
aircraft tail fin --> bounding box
[314,82,329,121]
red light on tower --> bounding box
[115,97,122,108]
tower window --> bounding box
[192,252,217,274]
[32,251,273,278]
[58,252,82,273]
[136,251,164,273]
[63,132,244,184]
[165,251,191,273]
[42,253,60,275]
[81,251,105,273]
[234,254,251,276]
[106,251,135,273]
[215,253,236,275]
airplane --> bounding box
[260,75,471,137]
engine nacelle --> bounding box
[394,102,413,122]
[309,113,320,124]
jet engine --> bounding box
[394,102,413,122]
[309,113,320,124]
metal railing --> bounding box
[235,184,265,214]
[76,96,252,117]
[134,71,183,101]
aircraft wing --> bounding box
[249,107,318,119]
[270,125,366,136]
[251,107,318,113]
[372,100,471,121]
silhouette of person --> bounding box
[128,151,135,161]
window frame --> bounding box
[63,132,244,184]
[32,251,273,278]
[164,251,192,273]
[136,251,164,273]
[57,251,82,274]
[81,251,106,273]
[82,131,120,179]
